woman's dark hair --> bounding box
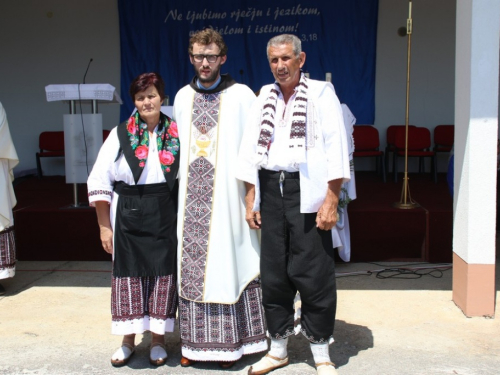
[129,72,165,101]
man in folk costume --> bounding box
[0,102,19,296]
[236,34,350,375]
[173,28,267,368]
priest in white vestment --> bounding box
[173,28,267,368]
[0,101,19,295]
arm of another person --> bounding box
[95,201,113,254]
[236,89,267,229]
[87,127,119,253]
[237,85,261,229]
[244,182,261,229]
[316,178,342,230]
[315,83,350,230]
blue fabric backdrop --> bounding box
[118,0,378,123]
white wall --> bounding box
[0,0,456,176]
[453,0,499,265]
[0,0,120,176]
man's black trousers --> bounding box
[259,169,337,343]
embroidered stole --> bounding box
[180,91,222,301]
[254,73,308,167]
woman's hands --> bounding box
[100,225,113,254]
[95,201,113,254]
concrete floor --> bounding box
[0,260,498,375]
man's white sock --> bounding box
[269,337,288,359]
[310,342,331,364]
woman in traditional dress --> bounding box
[87,73,180,367]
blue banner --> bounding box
[118,0,378,124]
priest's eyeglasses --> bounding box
[191,54,221,63]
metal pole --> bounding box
[69,100,76,115]
[69,100,79,207]
[394,0,418,209]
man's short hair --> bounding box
[267,34,302,59]
[188,28,228,56]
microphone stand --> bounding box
[83,58,93,84]
[66,58,93,208]
[394,0,419,209]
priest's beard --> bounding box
[196,66,221,86]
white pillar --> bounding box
[453,0,499,317]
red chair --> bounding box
[36,131,65,178]
[103,129,111,142]
[433,124,454,153]
[385,125,416,174]
[394,127,437,183]
[36,130,111,178]
[353,125,386,182]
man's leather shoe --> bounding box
[110,343,135,367]
[248,354,289,375]
[316,362,338,375]
[219,360,237,369]
[180,356,196,367]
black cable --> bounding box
[375,267,451,279]
[366,261,450,268]
[335,271,374,278]
[336,262,452,280]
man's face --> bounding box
[268,43,305,91]
[190,42,227,88]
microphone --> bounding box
[83,58,93,84]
